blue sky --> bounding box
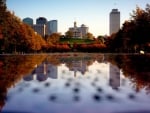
[6,0,149,37]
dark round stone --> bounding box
[93,94,101,101]
[97,87,103,93]
[44,82,50,87]
[128,94,136,100]
[32,88,40,93]
[73,88,80,93]
[106,94,114,101]
[73,95,80,102]
[65,82,71,87]
[49,95,57,101]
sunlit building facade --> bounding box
[47,20,58,35]
[69,21,89,38]
[109,9,120,35]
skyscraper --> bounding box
[23,17,33,26]
[109,9,120,35]
[32,17,47,37]
[47,20,58,35]
[36,17,47,25]
[32,24,46,37]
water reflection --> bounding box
[23,55,121,90]
[0,53,150,113]
[109,63,120,89]
[24,62,58,81]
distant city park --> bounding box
[0,1,150,54]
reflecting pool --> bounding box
[0,53,150,113]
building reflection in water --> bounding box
[109,63,120,89]
[68,60,88,77]
[24,57,121,90]
[24,62,58,81]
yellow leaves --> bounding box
[47,33,61,44]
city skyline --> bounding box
[23,17,58,36]
[6,0,149,37]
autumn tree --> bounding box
[0,0,6,12]
[65,30,73,38]
[97,35,106,44]
[131,5,150,49]
[0,0,47,53]
[85,32,94,40]
[108,4,150,53]
[47,33,61,44]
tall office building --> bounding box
[36,17,47,25]
[31,17,47,37]
[32,24,46,37]
[109,9,120,35]
[23,17,58,37]
[47,20,58,35]
[23,17,33,26]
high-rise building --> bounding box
[23,17,33,26]
[32,24,46,37]
[23,17,58,37]
[36,17,47,25]
[47,20,58,35]
[109,9,120,35]
[32,17,48,37]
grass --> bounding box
[60,38,95,44]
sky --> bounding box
[6,0,149,37]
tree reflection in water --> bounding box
[0,54,47,111]
[0,53,150,112]
[108,54,150,93]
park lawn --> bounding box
[60,38,95,44]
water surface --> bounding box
[0,53,150,113]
